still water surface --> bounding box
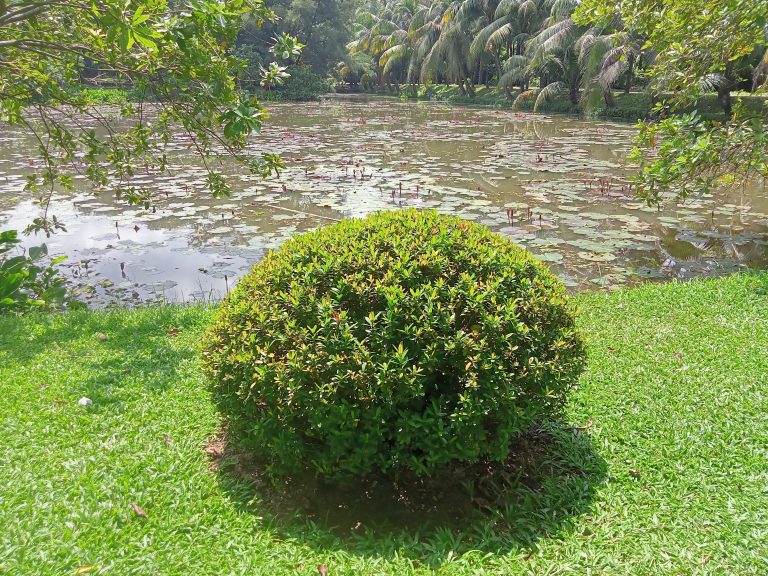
[1,96,766,306]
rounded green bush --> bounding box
[202,209,585,478]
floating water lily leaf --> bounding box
[578,251,617,262]
[535,252,564,263]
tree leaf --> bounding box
[28,244,48,260]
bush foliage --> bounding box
[202,209,585,478]
[0,230,69,313]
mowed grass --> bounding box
[1,273,767,575]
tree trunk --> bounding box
[717,81,732,116]
[494,51,503,87]
[624,53,634,94]
[569,82,579,104]
[465,77,476,97]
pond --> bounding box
[1,95,767,306]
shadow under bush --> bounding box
[207,420,606,563]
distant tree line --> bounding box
[343,0,766,115]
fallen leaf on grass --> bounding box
[52,399,68,405]
[75,566,95,575]
[162,434,173,445]
[129,503,147,517]
[628,469,641,476]
[317,564,329,576]
[574,420,593,431]
[166,327,182,336]
[674,352,683,362]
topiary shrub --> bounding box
[202,209,585,478]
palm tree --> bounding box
[346,0,661,110]
[506,2,645,112]
[474,0,549,91]
[337,52,376,88]
[580,26,645,108]
[510,8,586,111]
[347,0,417,87]
[456,0,503,84]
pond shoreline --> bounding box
[334,86,768,122]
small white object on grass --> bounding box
[78,397,93,406]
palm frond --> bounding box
[495,0,524,19]
[499,54,531,89]
[486,21,516,50]
[469,16,512,62]
[597,58,625,88]
[700,73,726,92]
[381,44,412,75]
[527,18,575,54]
[512,87,537,110]
[549,0,579,21]
[533,80,566,111]
[407,8,428,37]
[540,18,576,52]
[518,0,538,22]
[579,31,611,84]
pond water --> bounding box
[1,95,767,306]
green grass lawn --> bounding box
[1,273,767,575]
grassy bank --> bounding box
[76,87,146,105]
[352,85,767,121]
[1,273,767,575]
